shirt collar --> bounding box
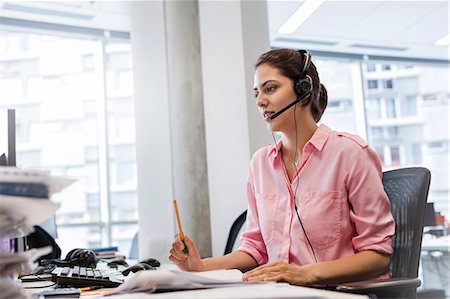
[268,124,332,160]
[308,124,331,152]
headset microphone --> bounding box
[269,50,312,120]
[269,94,310,120]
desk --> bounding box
[84,283,368,299]
[420,235,450,297]
[22,263,368,299]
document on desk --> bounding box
[112,269,247,294]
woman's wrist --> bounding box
[301,263,321,285]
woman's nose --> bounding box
[256,94,266,107]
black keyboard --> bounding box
[51,266,124,288]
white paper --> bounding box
[0,195,60,226]
[112,269,247,295]
[0,246,52,275]
[171,269,243,284]
[0,166,77,196]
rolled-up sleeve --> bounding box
[238,170,268,265]
[346,147,395,254]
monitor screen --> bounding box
[424,202,437,227]
[0,109,16,166]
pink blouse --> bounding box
[238,124,395,277]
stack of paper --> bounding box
[0,166,75,298]
[0,167,75,236]
[112,269,247,294]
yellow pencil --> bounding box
[173,199,188,253]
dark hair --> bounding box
[255,48,328,122]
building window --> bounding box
[383,79,394,89]
[382,64,391,71]
[412,143,422,164]
[371,127,383,139]
[368,79,378,89]
[385,97,397,119]
[387,126,399,138]
[367,98,381,120]
[367,63,377,72]
[374,146,385,165]
[390,146,401,166]
[403,95,418,116]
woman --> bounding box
[169,49,395,286]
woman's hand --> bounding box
[168,234,205,271]
[242,260,316,286]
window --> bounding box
[367,98,381,120]
[387,126,399,138]
[390,146,401,166]
[374,146,385,164]
[382,64,391,71]
[403,96,418,116]
[367,63,376,72]
[363,61,448,223]
[368,80,378,89]
[0,29,137,255]
[412,143,422,164]
[383,79,394,89]
[371,127,383,139]
[385,97,397,119]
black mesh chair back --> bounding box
[224,210,247,255]
[383,167,431,279]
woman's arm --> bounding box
[203,250,259,272]
[169,234,258,272]
[243,250,390,285]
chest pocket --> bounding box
[255,193,281,246]
[300,191,343,249]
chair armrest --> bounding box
[336,277,421,293]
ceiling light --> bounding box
[278,0,324,34]
[435,34,450,46]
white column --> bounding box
[129,1,175,262]
[199,0,271,256]
[165,0,212,257]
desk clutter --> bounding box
[0,167,75,299]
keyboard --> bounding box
[51,266,124,288]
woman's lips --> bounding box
[263,111,275,121]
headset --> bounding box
[269,50,313,120]
[40,248,97,268]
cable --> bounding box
[292,105,318,264]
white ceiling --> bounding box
[1,1,448,61]
[268,1,449,61]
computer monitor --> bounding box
[423,202,437,227]
[0,109,16,166]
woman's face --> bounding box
[253,63,298,132]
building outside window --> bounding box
[368,79,378,89]
[0,29,138,255]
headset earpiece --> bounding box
[295,77,312,95]
[294,50,312,97]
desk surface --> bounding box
[22,263,368,299]
[82,283,367,299]
[422,235,450,251]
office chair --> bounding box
[224,210,247,255]
[337,167,431,299]
[225,167,431,299]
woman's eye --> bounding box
[253,91,259,98]
[267,86,276,93]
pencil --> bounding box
[173,199,188,254]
